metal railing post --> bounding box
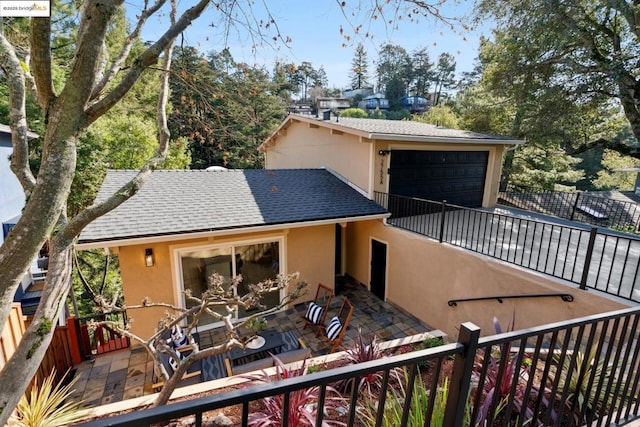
[580,227,598,290]
[439,200,447,243]
[443,322,481,427]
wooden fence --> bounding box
[1,303,77,392]
[0,303,26,369]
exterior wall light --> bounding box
[145,248,154,267]
[378,150,390,156]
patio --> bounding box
[69,279,435,408]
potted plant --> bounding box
[245,317,268,349]
[247,317,267,334]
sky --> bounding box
[137,0,490,90]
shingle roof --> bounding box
[78,169,387,244]
[261,115,523,150]
[331,117,517,141]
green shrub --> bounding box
[421,336,445,349]
[339,108,368,118]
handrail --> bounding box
[448,293,574,307]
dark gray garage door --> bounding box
[389,150,489,207]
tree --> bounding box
[349,43,370,90]
[169,47,285,169]
[340,108,369,118]
[414,104,460,129]
[0,1,219,421]
[475,0,640,158]
[385,75,407,111]
[292,61,322,101]
[375,43,412,93]
[433,52,456,105]
[410,47,434,97]
[593,150,638,190]
[102,272,306,406]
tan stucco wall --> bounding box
[117,225,335,339]
[264,119,509,207]
[346,220,630,339]
[264,120,372,193]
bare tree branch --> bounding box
[85,0,212,123]
[90,0,169,100]
[96,272,307,406]
[29,18,55,110]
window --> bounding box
[177,239,282,328]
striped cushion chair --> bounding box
[302,283,333,332]
[320,297,354,353]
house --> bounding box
[358,93,389,112]
[0,124,27,244]
[402,95,431,114]
[315,97,351,111]
[261,115,520,208]
[78,115,629,341]
[77,169,388,338]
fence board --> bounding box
[2,304,76,393]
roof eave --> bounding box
[369,133,525,145]
[76,213,390,250]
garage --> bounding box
[389,150,489,207]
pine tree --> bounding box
[349,43,370,89]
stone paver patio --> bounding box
[70,279,435,408]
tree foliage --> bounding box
[593,150,638,190]
[169,47,286,169]
[415,105,460,129]
[475,0,640,158]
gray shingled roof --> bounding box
[262,115,523,148]
[331,117,516,141]
[78,169,387,244]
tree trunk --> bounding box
[0,238,73,425]
[0,130,79,338]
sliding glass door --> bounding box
[178,239,281,327]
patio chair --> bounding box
[320,297,354,353]
[302,283,333,332]
[152,324,202,391]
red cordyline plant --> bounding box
[474,315,550,426]
[340,329,384,395]
[244,355,344,426]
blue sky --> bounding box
[138,1,489,89]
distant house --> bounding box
[402,95,431,114]
[342,87,374,99]
[358,93,389,111]
[315,97,351,111]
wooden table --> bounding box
[228,329,284,366]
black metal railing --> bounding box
[78,306,640,426]
[499,184,640,232]
[375,192,640,303]
[75,311,130,359]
